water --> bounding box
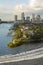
[0,23,43,56]
[0,23,14,56]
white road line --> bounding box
[0,47,43,63]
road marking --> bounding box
[0,47,43,63]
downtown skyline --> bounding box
[0,0,43,21]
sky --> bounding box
[0,0,43,21]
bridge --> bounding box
[0,47,43,65]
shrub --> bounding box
[14,29,23,39]
[8,38,23,48]
[8,25,43,48]
[7,42,15,47]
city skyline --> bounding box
[0,0,43,21]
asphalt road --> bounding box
[0,57,43,65]
[0,47,43,65]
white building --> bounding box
[36,15,41,23]
[14,15,18,21]
[32,14,35,23]
[21,12,25,21]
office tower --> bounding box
[26,16,30,21]
[36,15,41,23]
[32,14,35,23]
[14,15,18,21]
[21,12,25,21]
[0,19,1,21]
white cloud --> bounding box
[0,0,43,21]
[0,4,14,21]
[0,5,13,14]
[30,0,43,10]
[14,0,43,18]
[30,0,43,12]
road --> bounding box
[0,47,43,65]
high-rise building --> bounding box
[32,14,35,23]
[0,19,1,21]
[14,15,18,21]
[21,12,25,21]
[26,16,30,21]
[36,15,41,23]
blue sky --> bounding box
[0,0,28,7]
[0,0,28,21]
[0,0,43,21]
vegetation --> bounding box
[7,42,15,47]
[32,26,43,42]
[8,24,43,48]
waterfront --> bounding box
[0,23,43,56]
[0,23,43,65]
[0,23,13,56]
